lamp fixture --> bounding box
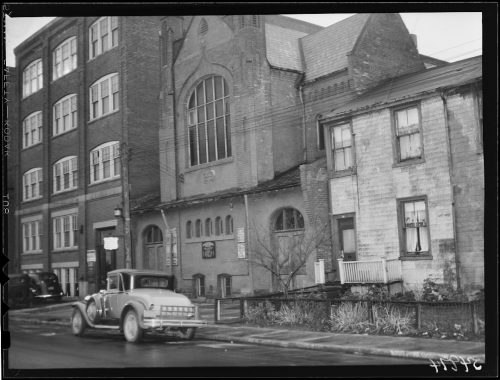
[114,207,123,218]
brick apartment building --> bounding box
[321,56,483,292]
[11,16,162,295]
[131,14,436,297]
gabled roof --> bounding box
[300,14,371,81]
[265,23,309,72]
[322,55,482,121]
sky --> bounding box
[4,13,482,67]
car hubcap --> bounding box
[73,312,82,332]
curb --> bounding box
[9,317,485,363]
[197,332,486,362]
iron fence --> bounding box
[214,296,485,335]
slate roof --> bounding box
[300,14,371,81]
[132,166,301,213]
[322,55,482,121]
[265,23,309,72]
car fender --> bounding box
[120,300,148,329]
[72,301,98,328]
[84,293,105,319]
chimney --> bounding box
[410,34,418,49]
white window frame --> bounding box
[22,111,43,149]
[331,122,353,172]
[22,168,43,201]
[53,156,78,194]
[53,94,78,136]
[393,105,423,162]
[21,215,43,253]
[53,37,77,80]
[89,73,119,120]
[22,59,43,98]
[89,141,120,184]
[52,210,79,250]
[89,16,119,60]
[187,75,231,167]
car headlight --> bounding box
[149,304,155,310]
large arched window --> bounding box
[225,215,233,235]
[144,225,163,270]
[274,208,304,232]
[53,156,78,194]
[187,75,231,166]
[195,219,202,238]
[89,141,120,184]
[186,220,192,239]
[205,218,212,237]
[214,216,223,236]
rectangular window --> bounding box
[53,212,78,250]
[23,59,43,98]
[89,16,119,59]
[331,123,353,171]
[53,156,78,194]
[394,106,422,162]
[53,94,77,136]
[22,168,42,201]
[22,112,43,149]
[399,198,430,257]
[53,37,77,80]
[22,218,42,253]
[89,74,119,120]
[317,118,325,150]
[90,142,120,184]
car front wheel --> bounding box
[71,308,87,336]
[178,327,196,340]
[123,309,143,343]
[86,299,100,324]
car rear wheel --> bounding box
[71,308,87,336]
[86,299,100,324]
[123,309,143,343]
[178,327,196,340]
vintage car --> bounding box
[8,272,64,308]
[71,269,207,343]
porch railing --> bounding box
[338,258,402,284]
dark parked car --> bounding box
[28,272,64,302]
[7,272,64,308]
[7,274,38,308]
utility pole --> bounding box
[121,142,132,269]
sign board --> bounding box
[86,250,96,262]
[237,243,246,259]
[202,241,216,259]
[103,237,119,250]
[237,227,245,243]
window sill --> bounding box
[22,89,43,101]
[51,69,77,83]
[184,157,234,173]
[22,251,43,255]
[21,197,43,204]
[52,247,79,253]
[53,127,78,139]
[393,158,425,168]
[88,108,120,124]
[22,142,43,151]
[186,235,234,243]
[330,167,356,179]
[87,45,119,63]
[88,176,121,187]
[52,188,79,196]
[399,254,433,261]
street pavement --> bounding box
[6,298,485,363]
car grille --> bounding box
[159,305,195,319]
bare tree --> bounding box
[248,218,330,298]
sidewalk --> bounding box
[7,301,485,362]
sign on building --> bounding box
[202,241,216,259]
[103,237,119,250]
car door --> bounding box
[108,274,127,318]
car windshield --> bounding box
[38,273,59,284]
[134,275,172,290]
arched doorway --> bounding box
[272,207,306,290]
[143,225,164,271]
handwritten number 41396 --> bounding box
[429,356,482,373]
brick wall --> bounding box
[349,14,424,94]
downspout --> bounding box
[440,91,461,290]
[244,194,254,291]
[299,82,307,163]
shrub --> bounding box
[372,304,416,335]
[245,300,277,325]
[330,302,370,333]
